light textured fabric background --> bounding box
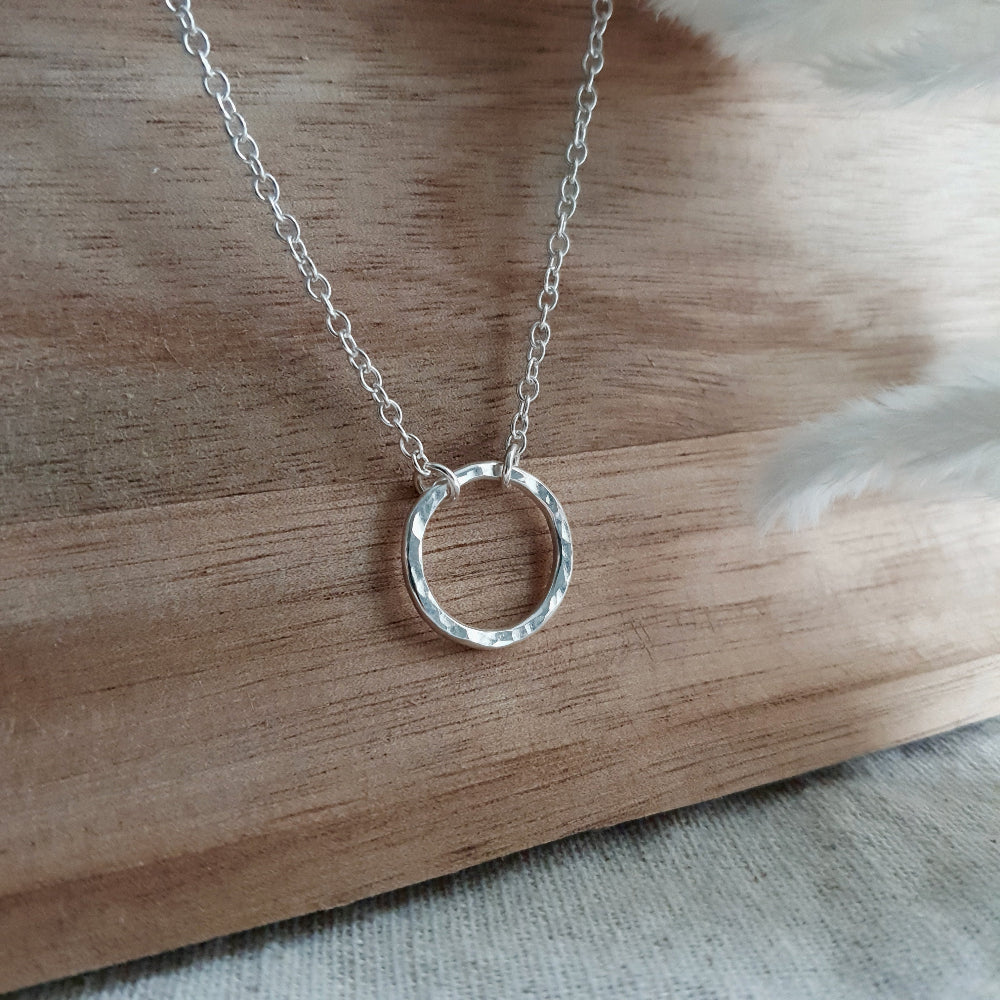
[11,718,1000,1000]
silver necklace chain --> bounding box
[501,1,612,484]
[162,0,612,495]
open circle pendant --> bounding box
[402,461,573,649]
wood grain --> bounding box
[4,0,1000,990]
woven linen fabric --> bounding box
[11,718,1000,1000]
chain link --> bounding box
[162,0,611,490]
[503,0,612,484]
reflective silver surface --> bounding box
[403,463,572,649]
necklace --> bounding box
[162,0,612,648]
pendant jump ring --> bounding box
[414,462,461,500]
[501,443,520,488]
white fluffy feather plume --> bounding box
[757,353,1000,530]
[647,0,1000,98]
[645,0,1000,530]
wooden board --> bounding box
[4,0,1000,990]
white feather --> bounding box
[647,0,1000,98]
[820,39,1000,98]
[757,353,1000,531]
[644,0,1000,530]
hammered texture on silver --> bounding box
[402,462,572,649]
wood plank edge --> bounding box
[2,654,996,993]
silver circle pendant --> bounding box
[402,461,573,649]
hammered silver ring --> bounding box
[402,462,572,649]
